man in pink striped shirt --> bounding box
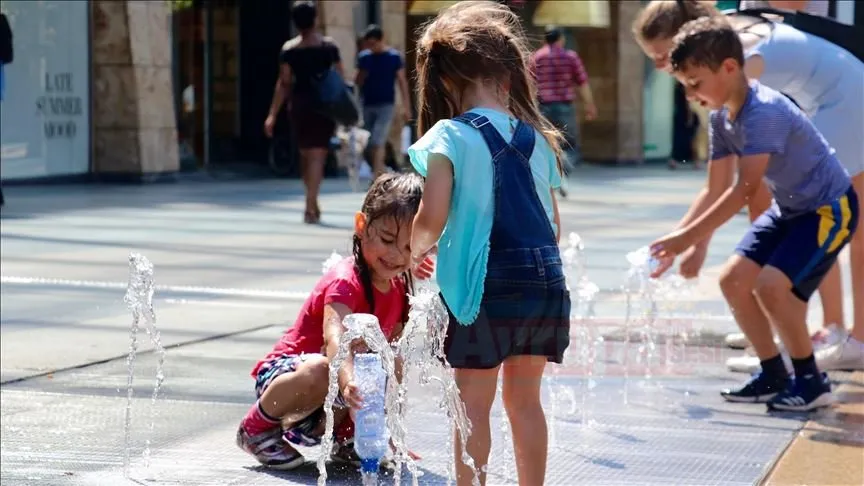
[531,27,597,196]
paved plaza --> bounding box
[1,166,860,485]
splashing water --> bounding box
[624,247,697,388]
[317,313,419,486]
[319,252,479,486]
[399,282,480,486]
[122,253,165,477]
[561,233,599,429]
[322,251,343,275]
[624,246,662,382]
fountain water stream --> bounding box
[122,252,166,478]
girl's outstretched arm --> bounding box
[323,302,364,409]
[411,153,453,258]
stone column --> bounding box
[319,0,365,81]
[572,1,645,164]
[381,0,408,157]
[90,0,179,181]
[615,1,645,163]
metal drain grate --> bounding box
[2,342,802,486]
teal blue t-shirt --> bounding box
[408,107,562,325]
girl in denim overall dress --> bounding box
[408,3,571,485]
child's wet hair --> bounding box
[670,16,744,72]
[414,0,565,174]
[352,172,424,314]
[632,0,721,44]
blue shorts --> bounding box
[254,353,347,447]
[736,187,859,301]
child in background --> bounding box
[236,173,433,469]
[408,2,571,485]
[634,0,864,372]
[649,17,858,411]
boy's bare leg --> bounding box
[719,255,779,359]
[815,262,845,330]
[754,267,812,360]
[850,173,864,341]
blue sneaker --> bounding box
[721,373,792,403]
[767,372,835,412]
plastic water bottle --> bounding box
[626,246,661,275]
[353,353,389,475]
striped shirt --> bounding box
[709,82,849,217]
[530,45,588,104]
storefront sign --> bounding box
[0,1,90,180]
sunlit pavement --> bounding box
[1,166,858,485]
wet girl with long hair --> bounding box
[633,0,864,373]
[236,173,432,470]
[409,2,570,485]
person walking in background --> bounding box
[355,24,411,179]
[530,26,597,198]
[263,1,344,225]
[669,82,703,170]
[0,11,13,208]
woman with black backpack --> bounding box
[263,1,349,225]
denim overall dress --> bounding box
[442,112,572,369]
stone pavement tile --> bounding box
[0,285,300,383]
[761,371,864,486]
[1,326,808,486]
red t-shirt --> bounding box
[252,256,407,377]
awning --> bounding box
[408,1,461,16]
[532,1,610,28]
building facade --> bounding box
[1,0,859,181]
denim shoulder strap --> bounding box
[452,112,507,157]
[510,121,535,161]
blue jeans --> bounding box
[362,103,395,148]
[540,102,579,170]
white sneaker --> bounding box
[726,353,793,375]
[726,325,847,352]
[812,323,848,350]
[725,333,750,349]
[815,337,864,371]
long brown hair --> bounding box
[352,173,423,318]
[632,0,723,44]
[414,0,565,174]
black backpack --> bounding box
[725,6,864,63]
[0,13,13,64]
[311,68,360,127]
